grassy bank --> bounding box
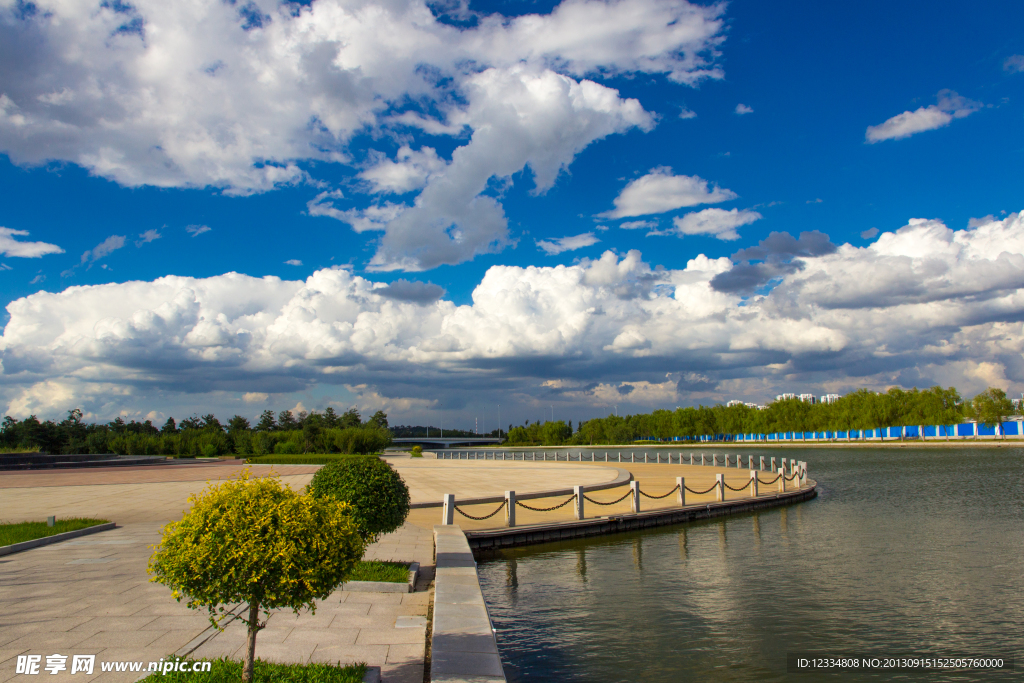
[348,561,409,583]
[0,518,109,546]
[139,657,366,682]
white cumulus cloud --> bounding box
[5,212,1024,419]
[0,227,63,258]
[604,167,737,218]
[536,232,600,255]
[866,90,981,143]
[671,207,761,240]
[0,0,727,271]
[734,103,753,115]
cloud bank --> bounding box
[0,0,727,271]
[4,212,1024,419]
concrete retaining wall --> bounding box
[431,525,506,683]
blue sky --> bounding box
[1,0,1023,428]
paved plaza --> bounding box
[1,454,764,682]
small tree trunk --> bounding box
[242,601,260,683]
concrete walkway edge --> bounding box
[431,526,506,683]
[0,522,116,556]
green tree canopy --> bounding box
[148,471,364,682]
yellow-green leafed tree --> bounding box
[148,470,364,682]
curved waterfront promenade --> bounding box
[0,454,814,683]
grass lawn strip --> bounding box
[348,560,410,583]
[245,454,378,465]
[0,518,110,547]
[140,657,367,682]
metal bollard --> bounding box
[574,486,584,520]
[677,477,685,507]
[506,491,516,527]
[442,494,455,525]
[716,474,725,502]
[630,481,640,513]
[750,471,758,497]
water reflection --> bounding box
[476,447,1024,682]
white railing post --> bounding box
[630,481,640,513]
[759,455,765,471]
[779,471,786,493]
[790,459,796,476]
[771,457,776,472]
[750,470,758,497]
[715,474,725,502]
[800,462,807,486]
[574,485,584,520]
[505,491,516,527]
[677,476,685,506]
[442,494,455,525]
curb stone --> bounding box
[0,521,116,556]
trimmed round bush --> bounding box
[410,445,422,457]
[307,458,411,542]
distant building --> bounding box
[775,393,797,402]
[746,402,767,410]
[820,394,840,404]
[799,394,816,404]
[727,400,744,407]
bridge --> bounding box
[390,437,504,449]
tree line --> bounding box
[505,386,1019,446]
[0,407,393,457]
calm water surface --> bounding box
[475,447,1024,681]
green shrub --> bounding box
[274,440,302,454]
[307,458,410,543]
[410,445,422,457]
[331,426,391,454]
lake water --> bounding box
[475,446,1024,681]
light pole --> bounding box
[551,405,554,423]
[440,401,443,438]
[498,404,500,440]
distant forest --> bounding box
[506,386,1020,446]
[1,385,1018,454]
[0,407,392,457]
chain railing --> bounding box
[438,455,810,526]
[516,495,577,512]
[582,489,634,506]
[639,484,680,499]
[454,500,507,521]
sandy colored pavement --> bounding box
[387,456,621,506]
[406,461,784,531]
